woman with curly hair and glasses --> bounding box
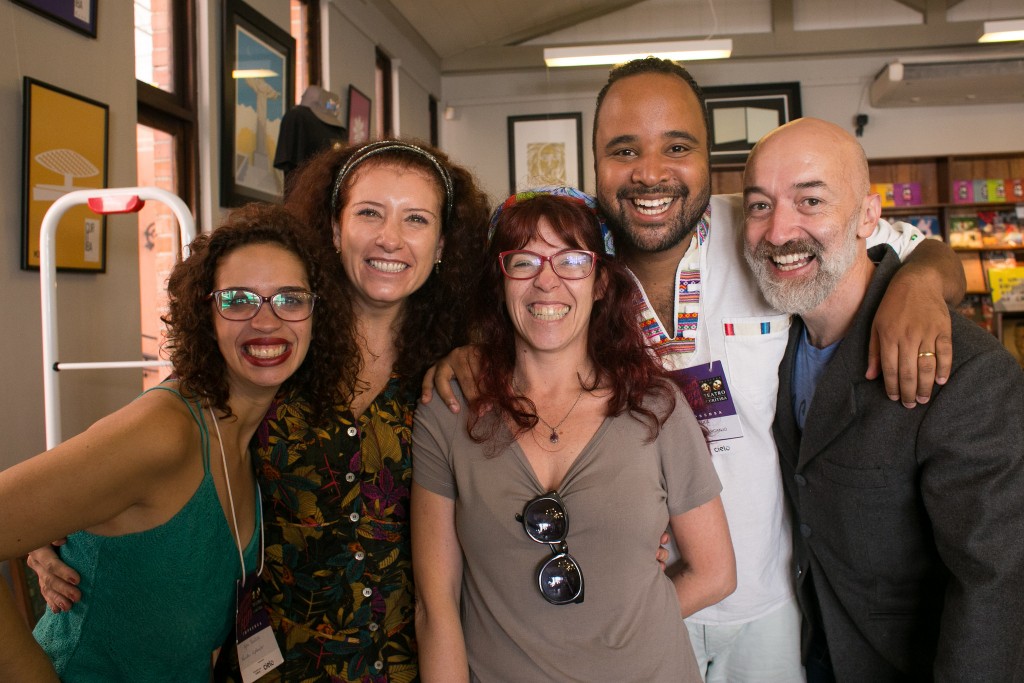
[30,140,490,682]
[0,203,347,681]
[411,188,736,682]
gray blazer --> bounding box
[773,247,1024,682]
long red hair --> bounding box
[469,193,675,442]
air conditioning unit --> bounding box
[869,55,1024,107]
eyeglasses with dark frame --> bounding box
[515,491,585,605]
[499,249,598,281]
[208,289,318,322]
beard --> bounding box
[600,181,711,254]
[743,214,861,316]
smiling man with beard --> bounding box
[428,57,971,682]
[591,59,968,681]
[742,117,1024,682]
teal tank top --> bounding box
[33,385,261,682]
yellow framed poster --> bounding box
[21,77,109,271]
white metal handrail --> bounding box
[39,187,196,448]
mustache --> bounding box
[752,238,823,260]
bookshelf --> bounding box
[866,152,1024,338]
[711,151,1024,341]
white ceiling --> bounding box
[375,0,1024,73]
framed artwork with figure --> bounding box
[221,0,295,207]
[21,77,108,272]
[507,113,583,194]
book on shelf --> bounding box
[959,252,987,293]
[893,182,921,206]
[952,180,973,204]
[989,267,1024,313]
[954,294,994,332]
[982,250,1018,279]
[973,179,990,203]
[987,179,1007,203]
[871,183,895,208]
[1000,317,1024,369]
[948,215,982,248]
[976,209,1023,248]
[1008,178,1024,203]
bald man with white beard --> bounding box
[743,118,1024,682]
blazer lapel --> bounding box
[795,247,902,470]
[774,318,803,471]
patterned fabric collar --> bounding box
[631,203,712,357]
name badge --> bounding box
[669,359,744,444]
[236,573,283,683]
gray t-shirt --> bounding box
[413,387,721,682]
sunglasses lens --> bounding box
[522,498,567,544]
[539,553,584,604]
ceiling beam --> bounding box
[502,0,649,46]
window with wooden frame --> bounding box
[134,0,197,389]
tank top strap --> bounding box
[142,383,213,473]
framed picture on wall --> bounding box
[347,86,371,144]
[11,0,98,38]
[221,0,295,207]
[507,113,583,194]
[703,82,802,166]
[21,77,109,272]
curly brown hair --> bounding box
[470,193,675,443]
[285,139,490,386]
[163,202,353,419]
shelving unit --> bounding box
[866,152,1024,342]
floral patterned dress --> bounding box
[251,374,418,683]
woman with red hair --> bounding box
[411,187,736,682]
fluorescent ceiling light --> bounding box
[232,69,278,79]
[544,39,733,68]
[979,19,1024,43]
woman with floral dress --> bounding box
[31,140,490,683]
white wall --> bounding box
[0,3,140,470]
[440,53,1024,204]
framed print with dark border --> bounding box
[221,0,295,207]
[21,77,109,272]
[507,113,583,194]
[11,0,98,38]
[703,82,802,166]
[347,86,371,144]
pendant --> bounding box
[549,430,559,444]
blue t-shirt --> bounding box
[792,327,841,431]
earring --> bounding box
[434,258,442,275]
